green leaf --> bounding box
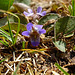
[13,13,28,24]
[0,0,14,10]
[0,13,28,27]
[14,0,31,5]
[0,17,7,27]
[38,14,59,25]
[38,14,59,35]
[53,40,66,52]
[55,63,69,75]
[55,16,75,39]
[1,23,26,32]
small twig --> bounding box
[44,68,49,75]
[33,58,37,75]
[13,51,15,71]
[16,51,25,61]
[8,58,31,64]
[5,63,13,71]
[5,65,13,75]
[52,71,60,75]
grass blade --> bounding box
[0,40,8,46]
[72,0,75,16]
[22,41,25,49]
[0,28,10,36]
[7,15,14,44]
[55,63,69,75]
[0,57,8,64]
[0,9,20,45]
[0,31,12,42]
[13,62,20,75]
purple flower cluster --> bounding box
[22,23,46,46]
[22,7,46,46]
[23,7,46,17]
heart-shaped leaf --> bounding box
[13,13,28,24]
[38,14,59,25]
[1,23,26,32]
[53,40,66,52]
[0,13,28,27]
[55,16,75,39]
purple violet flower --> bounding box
[23,7,46,17]
[22,23,46,46]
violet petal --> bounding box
[37,7,42,13]
[27,23,33,31]
[39,29,46,34]
[28,9,33,13]
[35,25,43,30]
[31,41,40,46]
[23,11,33,16]
[37,11,46,16]
[41,11,46,16]
[27,13,34,16]
[36,13,42,16]
[23,11,29,16]
[22,31,30,36]
[30,32,40,46]
[30,36,40,46]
